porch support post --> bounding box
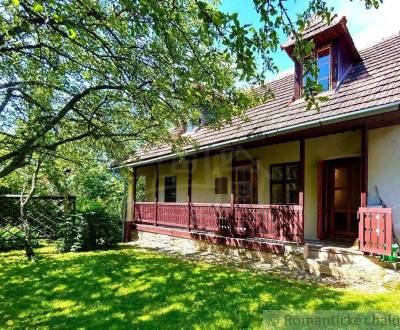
[231,146,237,220]
[361,125,368,207]
[187,158,192,231]
[299,137,305,207]
[155,163,160,226]
[299,137,305,243]
[133,168,137,223]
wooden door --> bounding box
[235,162,258,204]
[327,158,361,238]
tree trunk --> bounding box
[20,202,34,260]
[19,157,42,260]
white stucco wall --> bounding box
[192,153,232,203]
[126,171,134,221]
[368,125,400,241]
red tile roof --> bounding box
[125,33,400,166]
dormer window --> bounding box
[302,46,332,94]
[282,15,362,101]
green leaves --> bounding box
[304,40,315,55]
[0,0,381,178]
[68,29,77,39]
[33,3,44,13]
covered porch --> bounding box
[124,117,398,256]
[126,137,306,251]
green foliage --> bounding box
[0,0,381,178]
[57,213,87,252]
[58,205,121,252]
[1,150,124,254]
[0,0,268,178]
[71,164,124,219]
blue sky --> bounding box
[220,0,400,80]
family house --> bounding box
[118,16,400,264]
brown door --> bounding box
[327,158,361,238]
[235,161,258,204]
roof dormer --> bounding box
[281,15,361,100]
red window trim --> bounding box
[300,44,333,96]
[270,162,300,205]
[234,160,258,204]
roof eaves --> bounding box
[113,101,400,169]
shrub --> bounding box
[58,205,121,252]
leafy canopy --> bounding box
[0,0,381,179]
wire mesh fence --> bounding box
[0,195,75,244]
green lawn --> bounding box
[0,245,399,329]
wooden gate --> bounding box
[358,207,393,255]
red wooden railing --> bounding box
[358,207,393,255]
[134,202,156,224]
[157,202,189,228]
[190,203,232,233]
[234,204,303,242]
[134,202,303,243]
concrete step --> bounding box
[305,258,348,277]
[305,243,364,265]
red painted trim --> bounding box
[269,161,300,205]
[294,62,301,100]
[133,168,137,222]
[155,163,160,226]
[299,44,334,98]
[298,139,305,206]
[358,207,393,255]
[299,137,305,243]
[134,202,303,243]
[133,223,286,254]
[234,160,258,204]
[188,158,192,231]
[124,221,132,242]
[231,146,237,213]
[361,125,368,207]
[282,18,360,62]
[191,202,231,207]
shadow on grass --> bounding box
[0,245,398,329]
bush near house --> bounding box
[57,204,121,252]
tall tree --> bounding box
[0,0,381,178]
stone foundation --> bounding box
[134,230,303,267]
